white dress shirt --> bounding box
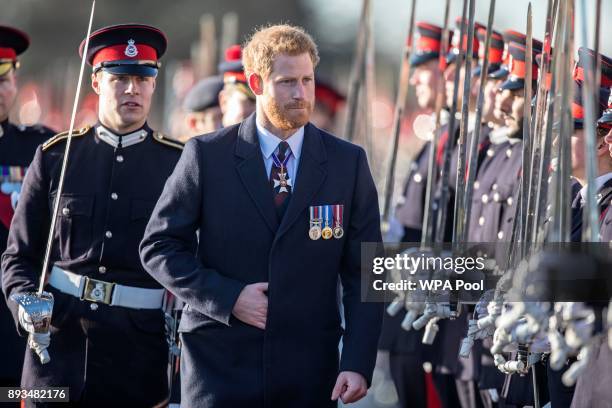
[255,119,305,189]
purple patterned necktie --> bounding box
[270,141,293,217]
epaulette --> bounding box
[42,126,91,151]
[153,131,184,150]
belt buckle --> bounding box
[81,277,115,305]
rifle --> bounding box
[421,0,452,247]
[435,0,468,242]
[344,0,371,144]
[460,0,497,244]
[579,0,602,242]
[381,0,418,229]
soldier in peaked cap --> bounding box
[569,48,612,243]
[312,78,345,133]
[181,75,225,141]
[602,99,612,161]
[1,24,183,406]
[218,44,256,127]
[569,52,612,408]
[384,22,452,408]
[0,25,55,391]
[394,21,451,244]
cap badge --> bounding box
[125,39,138,58]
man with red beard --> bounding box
[140,24,383,408]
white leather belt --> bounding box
[49,265,164,310]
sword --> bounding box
[11,1,96,364]
[435,0,469,243]
[417,0,471,344]
[461,0,497,244]
[344,0,370,143]
[381,0,418,229]
[452,0,477,244]
[533,0,558,245]
[421,0,451,247]
[579,0,601,242]
[457,0,498,357]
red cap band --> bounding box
[573,66,612,88]
[92,43,157,66]
[510,57,538,79]
[416,37,441,53]
[572,102,584,120]
[487,48,504,64]
[0,47,17,60]
[316,86,344,114]
[224,71,247,84]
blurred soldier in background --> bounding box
[312,78,345,133]
[180,75,224,141]
[218,44,256,127]
[0,25,55,392]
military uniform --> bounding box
[569,50,612,407]
[382,21,451,408]
[0,25,56,391]
[1,24,183,406]
[0,121,54,387]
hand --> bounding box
[18,305,36,334]
[331,371,368,404]
[232,282,268,329]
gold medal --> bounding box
[322,226,333,240]
[333,226,344,239]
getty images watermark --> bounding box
[371,251,486,292]
[360,242,612,304]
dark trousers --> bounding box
[433,373,461,408]
[21,290,168,407]
[546,362,575,408]
[389,353,428,408]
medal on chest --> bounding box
[333,204,344,239]
[309,205,322,240]
[322,205,333,240]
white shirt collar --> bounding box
[255,118,304,160]
[579,172,612,201]
[96,124,148,148]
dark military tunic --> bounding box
[1,123,182,406]
[0,119,54,387]
[599,180,612,242]
[395,141,432,242]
